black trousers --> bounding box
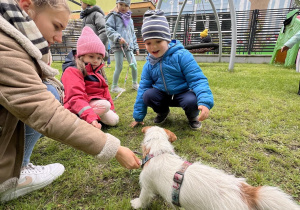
[143,88,199,120]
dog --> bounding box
[131,126,300,210]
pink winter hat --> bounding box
[77,26,105,57]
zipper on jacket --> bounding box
[160,61,169,95]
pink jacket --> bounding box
[62,63,115,124]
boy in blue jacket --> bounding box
[131,10,214,130]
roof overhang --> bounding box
[130,2,156,17]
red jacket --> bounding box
[62,63,115,124]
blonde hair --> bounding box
[76,56,88,76]
[27,0,70,16]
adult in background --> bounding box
[0,0,140,203]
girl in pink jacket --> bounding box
[62,27,119,129]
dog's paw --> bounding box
[131,198,142,209]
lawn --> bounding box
[2,61,300,209]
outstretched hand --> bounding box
[115,146,141,169]
[198,105,210,121]
[130,121,144,128]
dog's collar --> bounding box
[141,151,174,168]
[141,154,154,168]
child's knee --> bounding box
[90,100,111,115]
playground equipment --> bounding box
[156,0,237,71]
[270,9,300,70]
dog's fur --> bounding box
[131,126,300,210]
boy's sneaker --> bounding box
[153,111,169,124]
[0,163,65,202]
[189,119,202,130]
[111,86,125,93]
[132,83,139,91]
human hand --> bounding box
[130,121,144,128]
[198,105,210,121]
[281,46,289,52]
[119,37,126,45]
[91,120,102,129]
[136,50,140,56]
[115,146,141,169]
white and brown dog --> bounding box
[131,126,299,210]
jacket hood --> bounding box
[166,40,184,56]
[105,11,120,21]
[81,6,105,18]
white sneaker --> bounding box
[132,83,139,91]
[0,163,65,202]
[111,86,125,93]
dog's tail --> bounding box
[240,183,300,210]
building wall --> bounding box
[68,0,142,16]
[160,0,293,15]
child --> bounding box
[62,27,119,129]
[105,0,140,93]
[131,10,214,130]
[80,0,108,49]
[200,29,212,43]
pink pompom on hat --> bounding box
[77,26,105,58]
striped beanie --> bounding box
[116,0,131,6]
[141,10,171,42]
[77,26,106,58]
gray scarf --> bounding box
[0,0,50,64]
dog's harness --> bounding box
[172,161,192,206]
[139,151,192,206]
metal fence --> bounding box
[50,8,299,58]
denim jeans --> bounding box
[23,81,61,167]
[112,50,137,88]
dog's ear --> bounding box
[141,126,151,134]
[163,128,177,143]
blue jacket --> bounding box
[133,40,214,122]
[105,12,139,52]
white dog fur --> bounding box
[131,126,300,210]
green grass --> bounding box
[2,61,300,209]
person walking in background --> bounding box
[131,10,214,130]
[281,30,300,95]
[281,30,300,52]
[62,27,119,129]
[80,0,108,49]
[0,0,140,203]
[105,0,140,93]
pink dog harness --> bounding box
[172,161,192,206]
[140,153,192,206]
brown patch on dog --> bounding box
[240,182,261,209]
[141,126,151,134]
[163,128,177,143]
[141,126,177,143]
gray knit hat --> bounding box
[141,9,171,42]
[116,0,130,6]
